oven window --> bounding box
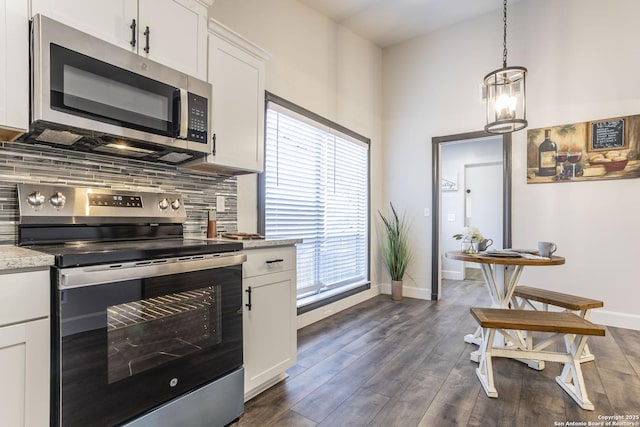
[107,285,222,384]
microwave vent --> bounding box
[158,152,194,163]
[36,129,82,145]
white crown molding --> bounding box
[208,18,271,61]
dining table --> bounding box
[445,250,565,362]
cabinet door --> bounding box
[30,0,137,51]
[138,0,207,79]
[208,32,266,172]
[0,319,50,427]
[0,0,29,137]
[243,270,296,396]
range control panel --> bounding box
[18,183,187,225]
[88,194,143,208]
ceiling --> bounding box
[297,0,519,48]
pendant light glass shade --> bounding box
[484,0,527,134]
[484,65,527,133]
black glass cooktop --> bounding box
[26,238,243,268]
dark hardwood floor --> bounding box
[234,279,640,426]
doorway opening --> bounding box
[431,131,512,300]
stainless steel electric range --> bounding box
[17,183,246,427]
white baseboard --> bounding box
[517,300,639,331]
[379,283,431,300]
[442,270,463,280]
[589,309,640,331]
[296,285,380,329]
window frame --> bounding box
[258,92,371,307]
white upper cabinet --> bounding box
[185,19,270,174]
[0,0,29,139]
[29,0,137,51]
[137,0,208,80]
[30,0,211,80]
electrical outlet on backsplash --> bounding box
[0,142,239,244]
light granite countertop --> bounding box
[0,238,302,272]
[236,238,302,249]
[192,236,302,249]
[0,245,55,272]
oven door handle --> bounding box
[58,253,246,289]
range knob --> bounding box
[158,198,170,210]
[170,199,181,211]
[50,192,66,208]
[27,191,46,207]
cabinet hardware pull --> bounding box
[245,286,252,310]
[144,26,150,53]
[265,259,284,264]
[212,133,217,156]
[130,19,137,47]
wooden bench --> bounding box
[470,307,605,411]
[512,286,604,362]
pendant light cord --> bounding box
[502,0,508,68]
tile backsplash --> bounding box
[0,141,237,244]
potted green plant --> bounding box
[379,202,412,300]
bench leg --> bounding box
[476,327,498,398]
[555,334,595,411]
[578,309,595,362]
[512,300,597,364]
[465,325,482,346]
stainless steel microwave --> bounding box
[24,14,212,165]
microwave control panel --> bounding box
[187,93,208,144]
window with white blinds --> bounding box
[261,95,370,301]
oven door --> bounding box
[52,254,245,427]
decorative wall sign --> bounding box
[526,114,640,183]
[588,117,627,152]
[441,176,458,191]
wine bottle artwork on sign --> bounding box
[537,129,557,177]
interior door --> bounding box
[464,162,503,249]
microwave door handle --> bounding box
[178,88,189,139]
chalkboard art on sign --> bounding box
[588,117,628,152]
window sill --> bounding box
[296,282,371,315]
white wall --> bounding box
[382,0,640,329]
[208,0,385,322]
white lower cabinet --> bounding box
[242,246,297,400]
[0,269,50,427]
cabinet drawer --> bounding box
[243,247,296,278]
[0,270,50,326]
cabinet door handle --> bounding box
[245,286,252,311]
[212,133,217,156]
[265,259,284,264]
[143,26,150,53]
[129,19,137,47]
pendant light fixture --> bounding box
[484,0,527,134]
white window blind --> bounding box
[263,100,369,299]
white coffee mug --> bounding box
[538,241,557,257]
